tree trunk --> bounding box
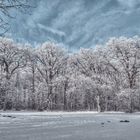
[96,95,101,112]
[63,79,68,110]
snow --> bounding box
[0,111,98,116]
[0,112,140,140]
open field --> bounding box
[0,112,140,140]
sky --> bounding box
[8,0,140,50]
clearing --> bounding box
[0,111,140,140]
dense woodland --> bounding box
[0,36,140,112]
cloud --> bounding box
[117,0,140,8]
[8,0,140,50]
[37,24,66,37]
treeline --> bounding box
[0,37,140,112]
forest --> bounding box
[0,36,140,113]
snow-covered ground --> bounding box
[0,111,140,140]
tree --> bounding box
[0,37,28,110]
[71,48,113,112]
[35,42,66,110]
[104,37,140,112]
[0,0,30,34]
[0,36,139,112]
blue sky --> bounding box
[8,0,140,50]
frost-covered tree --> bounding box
[0,37,28,110]
[35,42,67,110]
[0,36,140,112]
[104,37,140,112]
[71,48,114,112]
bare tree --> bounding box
[0,0,31,34]
[0,37,28,110]
[35,42,66,110]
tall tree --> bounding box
[35,42,66,110]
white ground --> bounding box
[0,111,140,140]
